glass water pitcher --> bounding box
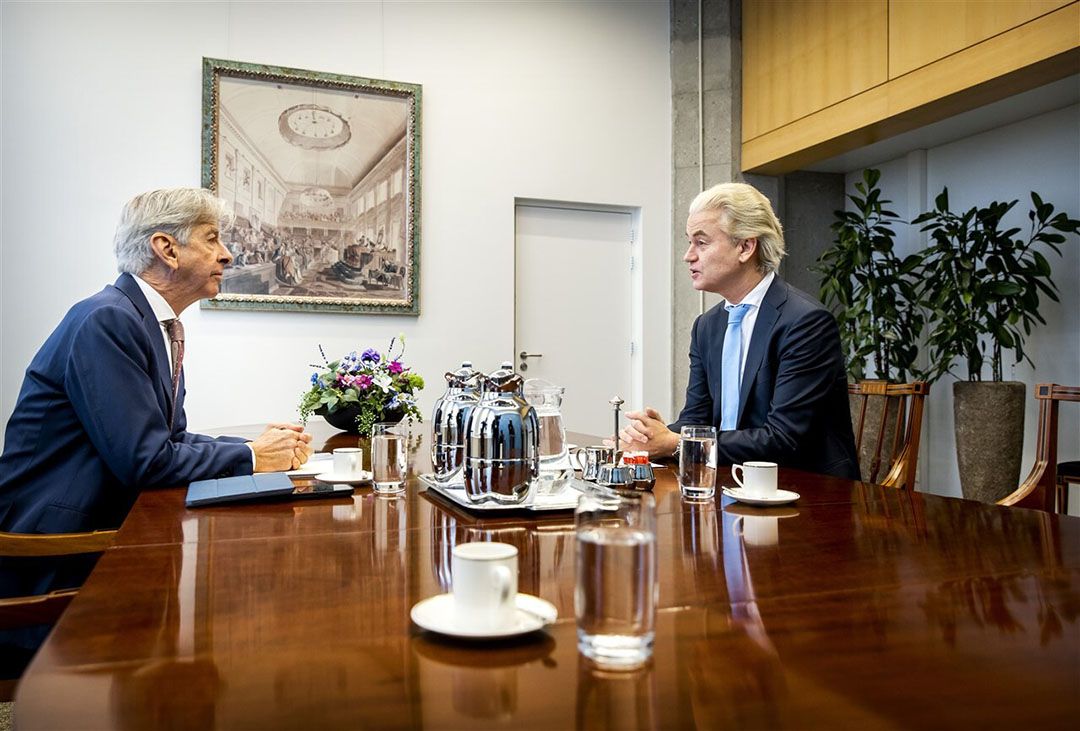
[524,378,568,468]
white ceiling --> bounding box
[220,76,408,189]
[804,75,1080,173]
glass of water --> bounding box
[371,422,406,494]
[575,484,657,669]
[679,425,717,500]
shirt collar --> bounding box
[132,275,181,322]
[724,270,775,311]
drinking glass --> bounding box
[371,422,407,494]
[575,484,657,668]
[679,425,717,500]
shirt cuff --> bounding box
[247,443,257,471]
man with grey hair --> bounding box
[0,188,314,536]
[619,182,859,479]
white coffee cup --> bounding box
[332,447,363,478]
[731,461,778,497]
[452,542,518,629]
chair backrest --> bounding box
[0,529,116,629]
[848,381,930,492]
[0,528,117,699]
[999,384,1080,512]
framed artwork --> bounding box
[223,145,235,181]
[201,57,422,315]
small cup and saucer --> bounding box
[410,542,558,640]
[721,461,800,506]
[314,448,373,485]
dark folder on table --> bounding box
[186,473,356,508]
[185,473,296,507]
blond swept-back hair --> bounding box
[689,182,786,273]
[113,188,233,275]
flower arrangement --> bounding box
[299,337,425,436]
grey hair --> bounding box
[689,182,786,273]
[113,188,233,275]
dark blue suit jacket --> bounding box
[0,274,253,534]
[671,276,860,479]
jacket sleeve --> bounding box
[63,306,254,489]
[716,307,844,464]
[173,405,251,445]
[669,314,713,432]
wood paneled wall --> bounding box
[743,0,888,141]
[742,0,1080,174]
[889,0,1073,76]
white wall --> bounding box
[0,1,673,438]
[847,104,1080,502]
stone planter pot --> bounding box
[954,381,1025,503]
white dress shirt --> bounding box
[133,275,181,377]
[722,270,775,379]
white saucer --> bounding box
[722,487,800,506]
[314,470,372,486]
[411,593,558,639]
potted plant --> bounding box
[815,168,924,382]
[814,169,924,479]
[299,337,425,437]
[913,190,1079,502]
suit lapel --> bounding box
[737,277,786,424]
[113,274,174,404]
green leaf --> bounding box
[989,281,1023,296]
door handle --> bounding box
[519,351,542,371]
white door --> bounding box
[515,205,633,438]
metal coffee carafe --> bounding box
[431,361,481,484]
[463,362,540,505]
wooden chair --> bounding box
[0,529,117,700]
[848,381,930,492]
[999,384,1080,513]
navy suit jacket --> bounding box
[671,276,860,480]
[0,274,253,534]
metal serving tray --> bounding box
[418,471,590,512]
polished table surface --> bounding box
[15,420,1080,729]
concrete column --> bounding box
[670,0,739,418]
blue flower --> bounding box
[387,395,401,410]
[360,348,381,364]
[310,372,319,385]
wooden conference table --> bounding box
[14,420,1080,729]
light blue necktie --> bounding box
[721,303,751,431]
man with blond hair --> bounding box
[0,188,314,535]
[620,182,859,479]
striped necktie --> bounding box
[720,303,751,431]
[163,318,185,428]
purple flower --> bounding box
[356,374,373,390]
[388,360,404,374]
[360,348,381,364]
